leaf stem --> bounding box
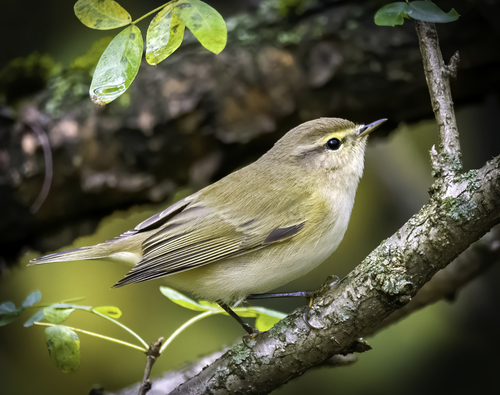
[160,310,221,354]
[34,322,147,353]
[92,309,149,349]
[132,2,172,25]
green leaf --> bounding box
[255,312,284,332]
[24,309,46,327]
[0,302,23,326]
[234,306,286,332]
[90,25,143,105]
[160,286,219,312]
[45,325,81,373]
[406,1,459,23]
[146,6,186,65]
[374,1,459,26]
[172,0,227,54]
[74,0,131,30]
[93,306,122,319]
[22,290,42,308]
[0,301,17,314]
[374,2,408,26]
[44,306,76,324]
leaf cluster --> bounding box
[1,288,284,374]
[74,0,227,104]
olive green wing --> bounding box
[114,201,305,287]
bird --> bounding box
[30,117,386,334]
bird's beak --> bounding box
[358,118,388,138]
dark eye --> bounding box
[326,138,341,151]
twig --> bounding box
[139,337,164,395]
[415,20,461,177]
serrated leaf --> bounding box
[406,1,459,23]
[24,309,46,327]
[45,325,81,373]
[94,306,122,319]
[374,2,408,26]
[22,290,42,308]
[146,6,186,65]
[90,25,143,104]
[160,286,219,312]
[74,0,131,30]
[44,306,76,324]
[172,0,227,54]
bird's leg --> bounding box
[248,276,340,328]
[248,276,340,302]
[218,302,261,336]
[247,291,312,299]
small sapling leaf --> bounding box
[172,0,227,54]
[94,306,122,319]
[90,25,144,104]
[75,0,132,30]
[45,325,81,373]
[146,6,186,65]
[22,290,42,308]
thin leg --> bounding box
[249,276,340,301]
[219,302,257,335]
[248,291,312,299]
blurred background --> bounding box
[1,0,500,394]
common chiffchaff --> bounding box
[30,117,386,332]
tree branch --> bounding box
[108,224,500,395]
[368,224,500,335]
[415,20,462,177]
[166,152,500,394]
[164,19,500,395]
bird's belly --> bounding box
[163,222,346,305]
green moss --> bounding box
[231,343,252,364]
[442,196,477,224]
[365,244,411,296]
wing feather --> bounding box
[114,191,307,287]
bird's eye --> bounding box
[326,138,341,151]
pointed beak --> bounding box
[358,118,388,138]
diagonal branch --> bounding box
[109,224,500,395]
[168,155,500,394]
[166,18,500,395]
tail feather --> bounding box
[29,247,104,265]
